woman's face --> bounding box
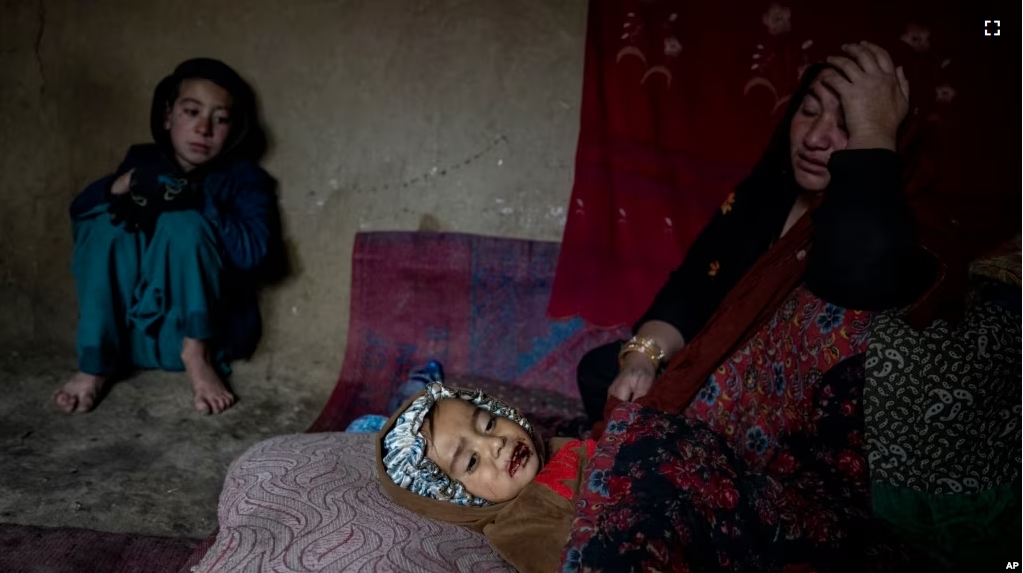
[422,398,539,503]
[788,70,849,192]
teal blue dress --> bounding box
[70,145,277,376]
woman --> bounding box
[577,42,933,427]
[560,43,959,571]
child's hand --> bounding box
[111,170,134,196]
[107,166,201,234]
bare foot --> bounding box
[53,372,106,413]
[182,340,235,415]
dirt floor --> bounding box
[0,343,328,539]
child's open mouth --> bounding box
[508,442,531,478]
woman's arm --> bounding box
[612,181,790,402]
[632,320,685,361]
[637,202,762,346]
[636,176,790,349]
[805,149,936,310]
[809,42,937,310]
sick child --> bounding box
[376,365,596,573]
[54,58,278,415]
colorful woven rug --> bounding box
[310,231,627,433]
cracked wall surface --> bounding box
[0,0,587,382]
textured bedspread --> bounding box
[194,433,512,572]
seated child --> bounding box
[376,365,595,573]
[54,58,278,415]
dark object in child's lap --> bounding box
[108,165,203,234]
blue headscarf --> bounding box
[382,364,535,506]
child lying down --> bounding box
[375,365,594,573]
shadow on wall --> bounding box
[242,73,293,289]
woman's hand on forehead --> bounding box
[821,41,910,151]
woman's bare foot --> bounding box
[53,372,106,413]
[181,337,235,415]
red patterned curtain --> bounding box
[549,0,1014,327]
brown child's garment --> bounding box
[376,394,595,573]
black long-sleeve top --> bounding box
[634,148,935,341]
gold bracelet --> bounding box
[617,336,666,368]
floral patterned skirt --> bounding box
[561,287,913,572]
[563,356,911,572]
[685,285,872,468]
